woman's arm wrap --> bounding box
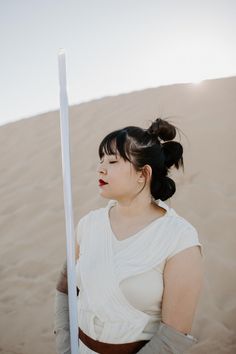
[54,289,71,354]
[53,260,80,354]
[136,321,198,354]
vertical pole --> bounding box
[58,48,79,354]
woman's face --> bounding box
[96,151,143,201]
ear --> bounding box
[138,165,152,183]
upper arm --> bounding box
[161,245,204,334]
[75,213,90,262]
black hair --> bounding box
[98,118,184,201]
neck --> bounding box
[112,195,157,219]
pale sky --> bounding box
[0,0,235,126]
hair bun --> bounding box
[162,141,183,169]
[147,118,176,142]
[155,176,176,201]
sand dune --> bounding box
[0,76,236,353]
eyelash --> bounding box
[100,161,117,164]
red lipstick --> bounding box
[99,179,108,186]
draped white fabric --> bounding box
[75,199,202,353]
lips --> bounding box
[99,179,108,186]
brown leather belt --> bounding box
[78,327,149,354]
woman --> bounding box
[54,118,204,354]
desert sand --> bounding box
[0,76,236,353]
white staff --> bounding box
[58,48,79,354]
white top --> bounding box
[75,199,203,349]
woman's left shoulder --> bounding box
[160,201,197,232]
[166,214,203,261]
[166,211,198,236]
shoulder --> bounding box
[77,202,107,224]
[159,200,198,234]
[165,211,199,237]
[165,213,203,261]
[85,203,108,222]
[75,203,108,243]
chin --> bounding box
[98,190,111,199]
[98,189,117,200]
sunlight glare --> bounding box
[192,79,203,84]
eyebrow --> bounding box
[111,154,120,159]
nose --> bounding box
[96,163,106,174]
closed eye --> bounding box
[99,160,117,164]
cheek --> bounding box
[120,172,136,189]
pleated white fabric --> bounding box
[75,199,202,353]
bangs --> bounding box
[98,130,132,163]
